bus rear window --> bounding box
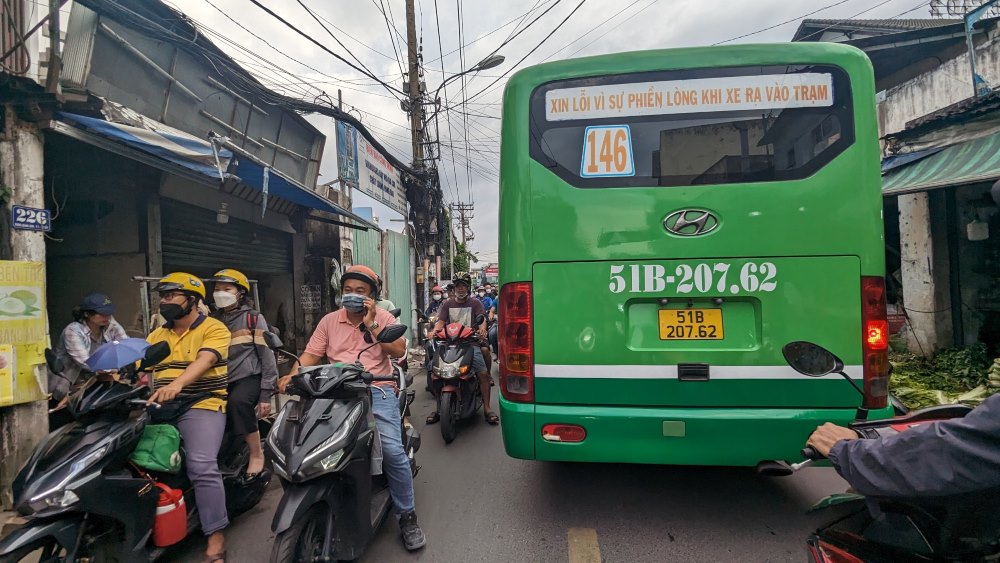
[528,65,854,188]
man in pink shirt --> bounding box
[277,265,426,552]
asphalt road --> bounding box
[168,364,851,563]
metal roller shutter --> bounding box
[161,199,292,274]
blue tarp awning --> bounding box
[53,112,374,228]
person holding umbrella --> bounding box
[52,292,128,401]
[146,272,231,562]
[209,268,277,482]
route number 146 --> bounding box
[580,125,634,178]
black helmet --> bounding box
[453,272,472,287]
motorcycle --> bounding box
[758,341,1000,562]
[266,323,421,562]
[416,311,438,393]
[0,341,273,562]
[429,316,486,443]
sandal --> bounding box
[202,551,226,563]
[484,411,500,425]
[425,412,440,424]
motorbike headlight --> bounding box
[26,445,107,514]
[303,403,363,466]
[28,489,80,513]
[319,449,345,471]
[266,411,286,464]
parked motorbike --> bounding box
[429,316,486,443]
[759,341,1000,562]
[0,341,273,562]
[266,323,420,562]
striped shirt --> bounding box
[147,314,230,412]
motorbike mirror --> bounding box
[388,308,402,319]
[781,341,843,377]
[377,324,407,343]
[474,313,487,326]
[139,342,171,370]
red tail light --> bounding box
[810,540,864,563]
[541,424,586,442]
[861,276,889,409]
[499,282,533,403]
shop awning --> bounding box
[50,112,375,229]
[882,130,1000,196]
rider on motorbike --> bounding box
[426,272,497,425]
[426,285,444,316]
[276,264,427,552]
[807,392,1000,497]
[209,268,278,482]
[146,272,231,562]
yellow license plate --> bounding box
[658,308,724,340]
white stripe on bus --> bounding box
[534,364,863,380]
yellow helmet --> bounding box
[211,268,250,294]
[154,272,206,300]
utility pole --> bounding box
[448,205,455,279]
[405,0,424,169]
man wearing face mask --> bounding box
[209,268,278,482]
[146,273,231,562]
[426,272,497,425]
[276,265,426,552]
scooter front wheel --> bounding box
[0,537,69,563]
[270,505,331,563]
[440,392,457,444]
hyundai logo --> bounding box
[663,209,720,237]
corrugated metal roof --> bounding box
[793,18,962,41]
[803,18,960,31]
[882,129,1000,195]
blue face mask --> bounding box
[341,293,366,313]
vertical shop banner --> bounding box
[0,260,48,406]
[335,121,407,216]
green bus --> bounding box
[496,43,893,467]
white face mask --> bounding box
[478,292,486,297]
[213,291,238,308]
[432,293,442,301]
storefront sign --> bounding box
[300,284,322,313]
[335,121,407,216]
[0,260,48,406]
[11,205,52,232]
[545,73,834,121]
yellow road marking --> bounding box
[567,527,602,563]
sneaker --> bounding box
[399,511,427,551]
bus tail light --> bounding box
[541,424,586,443]
[499,282,534,403]
[861,276,889,409]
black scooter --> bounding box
[266,324,420,562]
[0,342,273,562]
[760,341,1000,562]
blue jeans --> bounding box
[370,386,415,514]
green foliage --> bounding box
[890,343,997,409]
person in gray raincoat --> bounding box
[209,268,278,481]
[807,393,1000,498]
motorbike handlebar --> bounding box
[128,398,161,409]
[801,446,824,461]
[370,375,398,382]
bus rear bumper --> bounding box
[498,397,893,466]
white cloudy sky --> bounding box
[169,0,940,262]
